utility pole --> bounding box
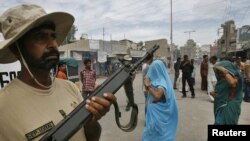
[170,0,173,65]
[103,27,105,48]
[184,30,195,39]
[110,34,113,53]
[217,28,223,37]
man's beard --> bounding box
[24,49,60,70]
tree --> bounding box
[62,25,78,45]
[137,41,144,50]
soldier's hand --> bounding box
[85,93,116,120]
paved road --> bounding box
[96,66,250,141]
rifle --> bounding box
[40,45,159,141]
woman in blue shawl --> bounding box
[142,60,179,141]
[212,60,243,124]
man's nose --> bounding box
[47,37,58,49]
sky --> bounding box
[0,0,250,47]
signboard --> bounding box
[0,61,21,89]
[97,51,107,63]
[72,52,82,60]
[89,40,100,50]
[239,26,250,42]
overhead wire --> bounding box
[84,1,169,31]
[80,0,246,45]
[86,0,227,31]
[237,3,250,26]
[82,0,169,27]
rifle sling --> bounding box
[113,101,138,132]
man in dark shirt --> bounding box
[200,55,208,91]
[123,55,136,111]
[173,57,181,89]
[180,55,195,98]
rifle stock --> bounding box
[40,45,159,141]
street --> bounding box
[96,66,250,141]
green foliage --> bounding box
[62,25,78,45]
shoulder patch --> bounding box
[25,121,55,141]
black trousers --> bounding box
[173,72,179,88]
[201,76,208,90]
[123,79,134,106]
[244,81,250,102]
[182,73,195,96]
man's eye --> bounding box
[41,33,48,38]
[34,32,47,40]
[34,32,56,40]
[51,33,57,39]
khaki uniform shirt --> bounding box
[0,78,86,141]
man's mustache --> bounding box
[42,49,60,60]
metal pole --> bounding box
[170,0,173,67]
[103,27,105,48]
[184,30,195,39]
[110,34,113,54]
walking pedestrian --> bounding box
[122,55,136,111]
[180,55,195,98]
[173,57,181,89]
[80,58,96,99]
[244,55,250,102]
[177,71,189,93]
[190,59,195,86]
[142,57,178,141]
[200,55,208,91]
[142,62,149,116]
[211,60,243,124]
[207,56,217,102]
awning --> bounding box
[60,58,78,68]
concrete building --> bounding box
[59,38,147,76]
[195,47,202,61]
[217,21,250,58]
[218,20,237,58]
[120,39,138,50]
[144,39,169,63]
[172,44,180,61]
[180,39,197,59]
[200,44,210,55]
[236,25,250,57]
[210,44,218,57]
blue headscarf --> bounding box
[142,60,179,141]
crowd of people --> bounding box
[0,3,248,141]
[173,54,248,125]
